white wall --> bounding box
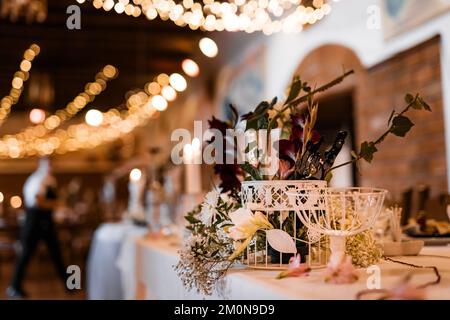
[261,0,450,188]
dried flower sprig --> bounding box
[346,230,383,268]
[356,257,441,300]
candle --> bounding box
[128,168,145,221]
[183,138,202,195]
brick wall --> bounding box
[295,36,447,198]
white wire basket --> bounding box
[240,180,328,269]
[288,187,387,267]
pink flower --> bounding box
[276,254,311,279]
[388,275,426,300]
[357,275,427,300]
[324,256,359,284]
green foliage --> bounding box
[390,115,414,137]
[240,162,262,180]
[359,142,378,163]
[329,93,432,173]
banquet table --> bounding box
[133,236,450,300]
[87,222,147,300]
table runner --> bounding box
[135,237,450,300]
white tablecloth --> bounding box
[86,222,147,300]
[134,237,450,300]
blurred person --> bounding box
[6,158,69,299]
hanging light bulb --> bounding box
[169,73,187,92]
[182,59,200,77]
[161,86,177,102]
[29,108,46,124]
[199,37,218,58]
[85,109,103,126]
[151,95,168,111]
[10,196,22,209]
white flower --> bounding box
[199,206,216,226]
[204,189,220,208]
[199,190,220,226]
[228,208,272,241]
[227,208,274,261]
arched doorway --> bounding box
[294,44,365,188]
[292,39,448,220]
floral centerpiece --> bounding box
[175,70,431,295]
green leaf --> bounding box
[359,141,378,163]
[405,93,415,104]
[286,78,302,103]
[390,115,415,137]
[246,118,259,131]
[253,101,270,116]
[418,97,432,111]
[240,162,262,180]
[325,171,333,183]
[257,114,269,129]
[185,214,201,224]
[269,97,278,108]
[350,150,359,159]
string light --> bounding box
[0,65,117,159]
[29,108,46,124]
[0,68,184,158]
[0,44,40,127]
[182,59,200,77]
[10,195,22,209]
[1,0,48,23]
[84,0,332,34]
[161,86,177,101]
[85,109,104,126]
[169,73,187,92]
[199,38,218,58]
[151,95,168,111]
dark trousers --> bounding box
[10,208,67,290]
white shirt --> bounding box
[23,169,56,208]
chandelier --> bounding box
[81,0,332,34]
[0,0,47,23]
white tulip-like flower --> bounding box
[199,190,221,226]
[227,208,273,260]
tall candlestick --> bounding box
[128,168,145,221]
[183,138,202,195]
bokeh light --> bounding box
[169,73,187,92]
[85,109,104,127]
[161,86,177,102]
[151,95,168,111]
[29,108,46,124]
[199,37,218,58]
[10,195,22,209]
[182,59,200,77]
[129,168,142,181]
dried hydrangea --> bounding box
[346,230,383,268]
[175,191,240,295]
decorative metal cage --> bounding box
[240,180,328,269]
[288,187,387,267]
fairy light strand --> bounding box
[0,71,185,158]
[0,44,40,126]
[82,0,332,35]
